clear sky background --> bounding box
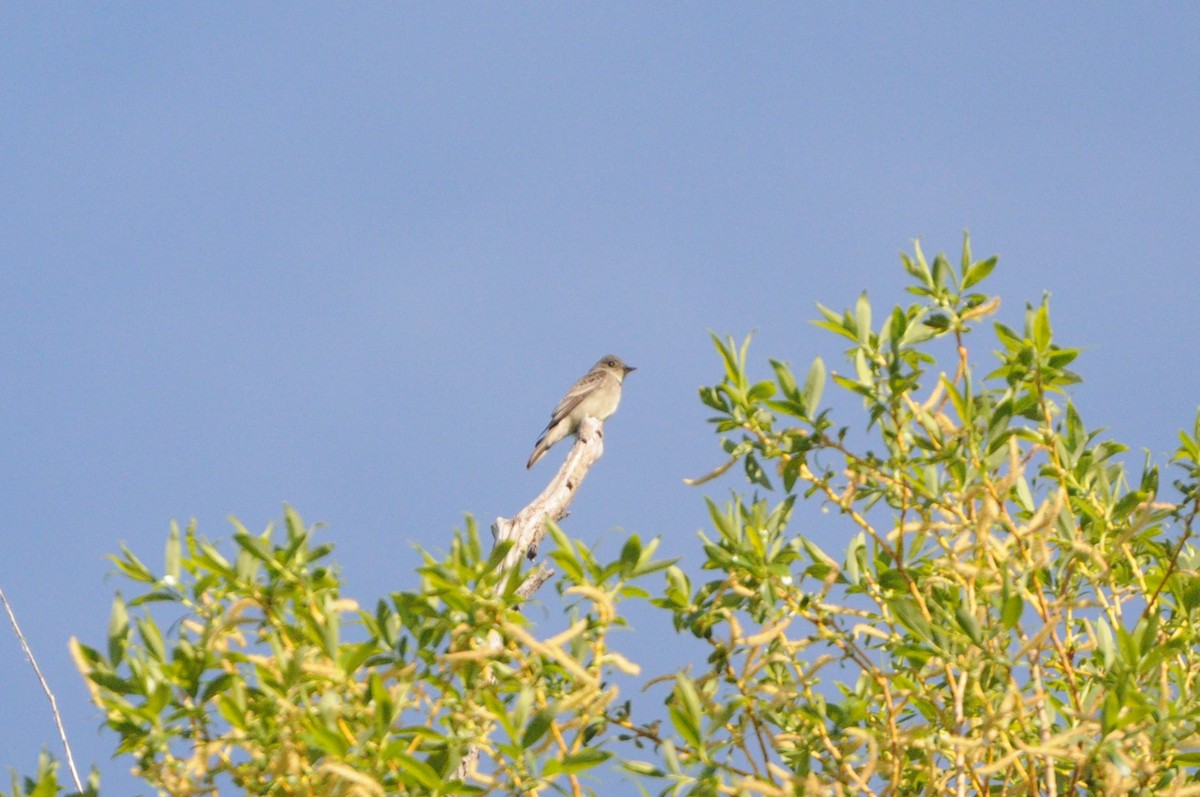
[4,6,1200,794]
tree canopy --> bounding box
[9,237,1200,796]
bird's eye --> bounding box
[607,359,616,366]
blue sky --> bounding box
[4,6,1200,794]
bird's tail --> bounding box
[526,434,550,469]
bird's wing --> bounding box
[546,369,606,426]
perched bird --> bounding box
[527,354,636,469]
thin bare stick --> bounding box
[0,584,83,792]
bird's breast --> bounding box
[576,382,621,420]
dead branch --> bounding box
[454,416,607,784]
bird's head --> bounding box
[596,354,636,381]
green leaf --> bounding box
[770,359,799,400]
[199,672,235,704]
[193,539,232,575]
[845,533,864,587]
[932,253,954,291]
[954,603,982,645]
[1032,301,1052,350]
[544,748,611,775]
[89,671,138,696]
[1001,592,1023,630]
[1014,477,1035,512]
[394,753,442,790]
[854,349,872,386]
[831,372,873,398]
[521,706,556,748]
[661,739,682,774]
[993,322,1023,351]
[164,522,181,584]
[706,498,735,541]
[622,759,665,778]
[283,504,307,544]
[855,291,872,343]
[813,303,859,342]
[962,256,997,290]
[900,319,938,347]
[107,593,129,665]
[747,380,776,403]
[711,333,733,376]
[738,334,753,378]
[135,615,167,663]
[619,534,642,572]
[1094,618,1116,669]
[665,565,690,602]
[744,454,773,489]
[698,385,730,412]
[547,522,583,582]
[924,313,950,331]
[911,240,933,287]
[1111,490,1145,520]
[128,589,180,607]
[669,675,704,752]
[888,596,933,644]
[802,356,826,418]
[110,546,156,584]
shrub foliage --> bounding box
[8,237,1200,796]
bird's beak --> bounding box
[624,365,636,374]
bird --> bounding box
[526,354,636,469]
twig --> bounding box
[0,583,83,792]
